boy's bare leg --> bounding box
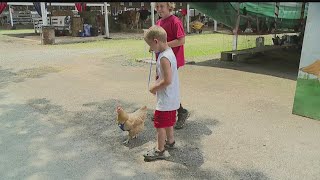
[157,128,166,151]
[143,128,166,160]
[165,126,175,144]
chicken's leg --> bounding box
[123,136,130,144]
[123,131,136,144]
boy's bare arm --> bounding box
[168,37,185,48]
[150,57,172,94]
[149,37,185,52]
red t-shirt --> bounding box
[156,15,185,68]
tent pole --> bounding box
[274,2,280,38]
[104,2,110,38]
[9,5,14,27]
[151,2,155,26]
[40,2,48,26]
[187,3,190,33]
[213,19,217,32]
[232,2,241,51]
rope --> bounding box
[148,51,154,90]
[144,41,147,62]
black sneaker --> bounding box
[164,140,175,150]
[174,109,190,129]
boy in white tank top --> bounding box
[143,25,180,161]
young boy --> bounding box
[143,25,179,161]
[154,2,190,129]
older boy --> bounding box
[154,2,190,129]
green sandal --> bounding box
[143,148,166,161]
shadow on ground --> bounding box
[0,98,270,179]
[3,33,38,38]
[160,165,270,180]
[0,66,61,89]
[191,48,301,81]
[165,116,218,168]
[0,98,157,179]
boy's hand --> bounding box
[149,86,156,95]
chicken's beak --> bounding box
[116,106,122,113]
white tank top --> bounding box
[156,48,180,111]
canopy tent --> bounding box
[189,2,308,30]
[75,2,86,12]
[188,2,308,50]
[0,2,7,15]
[3,2,110,38]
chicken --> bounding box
[116,105,147,144]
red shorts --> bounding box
[154,110,177,128]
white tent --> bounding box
[6,2,110,37]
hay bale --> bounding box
[71,17,83,37]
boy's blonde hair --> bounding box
[155,2,176,12]
[144,25,167,43]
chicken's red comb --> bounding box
[116,106,122,110]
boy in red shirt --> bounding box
[154,2,190,129]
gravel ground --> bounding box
[0,33,319,180]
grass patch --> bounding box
[293,78,320,120]
[184,33,273,61]
[0,29,34,35]
[54,33,274,62]
[0,29,274,62]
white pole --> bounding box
[9,5,14,27]
[151,2,155,26]
[214,19,217,32]
[104,2,110,38]
[101,6,104,15]
[232,3,241,51]
[187,3,190,33]
[40,2,48,26]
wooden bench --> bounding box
[221,44,296,61]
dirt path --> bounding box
[0,34,319,180]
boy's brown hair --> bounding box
[144,25,167,43]
[155,2,176,12]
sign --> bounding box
[292,3,320,120]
